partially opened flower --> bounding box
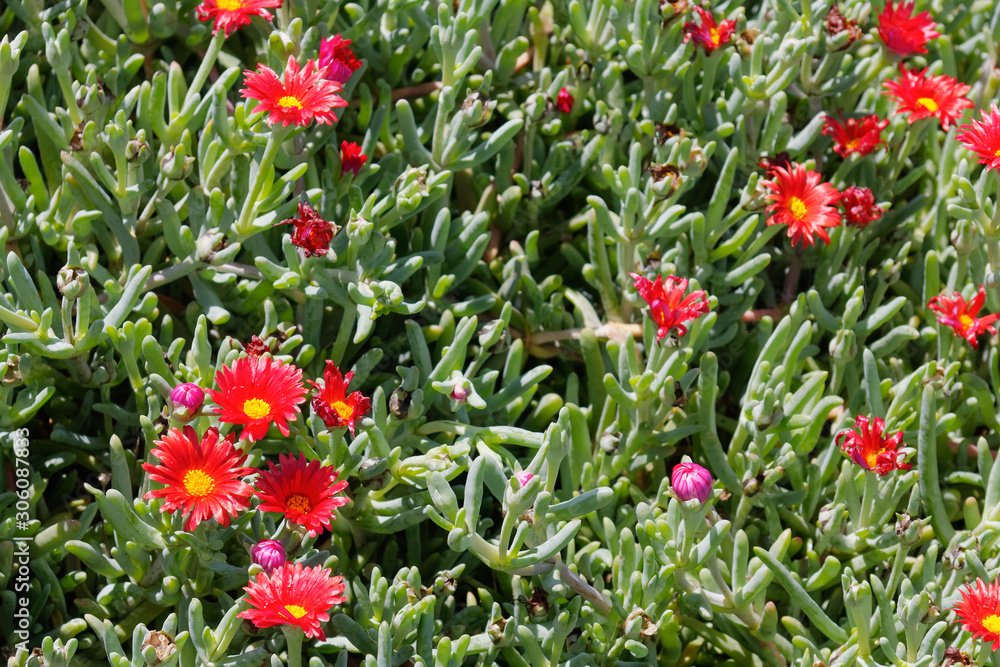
[762,163,842,247]
[275,202,337,257]
[876,1,940,56]
[822,113,889,158]
[318,34,362,84]
[207,355,308,442]
[957,105,1000,172]
[556,87,574,113]
[835,415,911,475]
[839,186,884,227]
[683,6,736,53]
[629,273,710,343]
[340,141,367,177]
[142,427,255,531]
[241,56,348,127]
[195,0,282,37]
[928,285,1000,349]
[251,539,287,574]
[239,563,347,640]
[882,66,972,130]
[309,361,371,437]
[254,453,350,536]
[953,578,1000,651]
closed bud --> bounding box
[671,462,713,503]
[57,265,89,301]
[126,133,150,163]
[250,539,286,574]
[599,431,620,454]
[515,471,533,487]
[170,383,204,421]
[390,387,411,420]
[160,145,195,181]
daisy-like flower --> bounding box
[556,87,574,113]
[141,427,256,531]
[239,563,347,640]
[318,34,362,85]
[206,355,308,442]
[683,6,736,53]
[340,141,367,177]
[953,578,1000,651]
[275,202,337,258]
[822,112,889,158]
[761,163,842,247]
[957,105,1000,172]
[928,285,1000,349]
[882,66,973,131]
[309,361,371,437]
[839,186,884,227]
[629,273,710,343]
[241,56,348,127]
[834,415,911,476]
[254,453,350,536]
[876,1,940,56]
[195,0,282,37]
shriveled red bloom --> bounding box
[953,578,1000,651]
[928,285,1000,349]
[309,361,371,437]
[683,6,735,53]
[340,141,367,177]
[839,186,884,227]
[275,202,337,257]
[758,151,791,175]
[142,426,255,531]
[206,355,308,442]
[318,34,362,84]
[240,335,273,356]
[882,66,972,131]
[254,453,350,536]
[239,563,346,640]
[835,415,911,476]
[629,273,710,343]
[241,56,348,127]
[822,112,889,158]
[195,0,281,37]
[825,5,861,49]
[762,163,841,247]
[957,105,1000,172]
[556,87,573,113]
[877,1,940,56]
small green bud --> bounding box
[161,144,195,181]
[57,265,89,301]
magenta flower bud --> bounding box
[250,539,286,574]
[451,385,469,402]
[170,383,205,411]
[671,462,713,503]
[515,471,533,487]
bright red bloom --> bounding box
[254,453,350,536]
[928,285,1000,349]
[839,186,884,227]
[206,355,308,442]
[882,66,973,131]
[876,1,940,56]
[275,202,336,257]
[239,563,347,640]
[556,87,574,113]
[957,105,1000,172]
[142,427,255,531]
[835,415,911,476]
[761,163,841,247]
[822,112,889,158]
[241,56,348,127]
[340,141,367,177]
[318,34,362,84]
[195,0,281,37]
[629,273,710,343]
[683,6,735,53]
[309,361,371,437]
[953,578,1000,651]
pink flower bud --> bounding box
[451,385,469,402]
[170,383,205,411]
[251,539,286,574]
[671,462,713,503]
[515,471,533,487]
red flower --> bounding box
[318,34,362,84]
[240,335,273,356]
[876,1,940,56]
[928,285,1000,349]
[241,56,348,127]
[141,427,255,531]
[309,361,371,437]
[239,563,347,640]
[254,453,350,536]
[953,578,1000,651]
[340,141,367,177]
[683,6,735,53]
[882,66,973,131]
[206,355,308,442]
[761,163,842,247]
[839,186,884,227]
[556,87,574,113]
[835,415,911,476]
[275,202,336,257]
[822,112,889,158]
[195,0,281,37]
[957,105,1000,172]
[629,273,710,343]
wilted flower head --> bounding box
[671,462,713,503]
[953,578,1000,651]
[170,383,205,412]
[761,163,842,247]
[822,113,888,158]
[683,6,735,53]
[957,105,1000,172]
[251,539,287,574]
[340,141,367,177]
[254,453,350,536]
[241,56,348,127]
[318,34,362,84]
[206,355,308,442]
[928,285,1000,349]
[239,563,347,639]
[876,1,940,56]
[276,202,337,258]
[629,273,710,343]
[839,186,884,227]
[824,5,861,49]
[882,66,972,131]
[758,152,792,175]
[195,0,282,37]
[835,415,911,475]
[556,87,573,113]
[309,361,371,437]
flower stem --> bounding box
[236,126,292,236]
[282,625,304,667]
[187,31,225,105]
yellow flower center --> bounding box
[983,614,1000,633]
[286,494,312,513]
[285,605,308,619]
[863,450,879,470]
[215,0,244,10]
[846,138,861,150]
[330,400,354,420]
[959,314,975,333]
[787,196,808,220]
[709,28,720,45]
[278,96,303,109]
[243,398,271,420]
[917,97,939,112]
[994,148,1000,157]
[184,469,216,497]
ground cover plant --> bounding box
[3,0,1000,664]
